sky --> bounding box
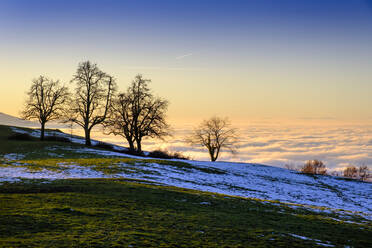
[0,0,372,125]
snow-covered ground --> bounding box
[1,127,371,221]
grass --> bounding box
[0,157,225,177]
[0,124,371,247]
[0,125,92,160]
[145,159,227,174]
[1,179,371,247]
[0,125,128,160]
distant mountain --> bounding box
[0,112,67,129]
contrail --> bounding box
[176,53,193,60]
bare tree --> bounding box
[300,160,327,175]
[187,116,238,162]
[21,76,69,140]
[358,165,370,181]
[285,163,298,171]
[343,166,358,179]
[104,74,169,153]
[343,165,370,181]
[67,61,116,146]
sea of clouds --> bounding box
[75,124,372,171]
[3,112,371,171]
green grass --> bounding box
[1,179,371,248]
[146,159,226,174]
[0,157,225,177]
[0,124,371,247]
[0,125,91,159]
[0,125,127,160]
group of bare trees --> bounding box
[286,160,370,181]
[286,160,327,175]
[104,75,169,153]
[19,67,372,171]
[343,165,370,181]
[22,61,237,160]
[300,160,327,175]
[22,61,170,154]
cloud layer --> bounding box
[82,124,372,171]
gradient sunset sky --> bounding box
[1,0,372,125]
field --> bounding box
[0,125,371,247]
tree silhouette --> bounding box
[105,74,169,153]
[22,76,69,140]
[187,116,238,162]
[68,61,116,146]
[300,160,327,175]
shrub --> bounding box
[44,135,71,143]
[343,165,370,181]
[172,152,190,160]
[8,133,34,141]
[343,166,357,179]
[148,149,190,160]
[284,163,297,171]
[330,171,341,177]
[93,142,145,156]
[124,149,145,157]
[300,160,327,175]
[148,150,172,159]
[358,165,370,181]
[94,142,114,150]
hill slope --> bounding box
[0,112,67,129]
[0,112,38,127]
[0,124,371,247]
[1,125,371,218]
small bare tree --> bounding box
[358,165,370,181]
[285,163,297,171]
[104,74,170,153]
[343,165,370,181]
[300,160,327,175]
[21,76,69,140]
[187,116,238,162]
[343,166,358,179]
[67,61,116,146]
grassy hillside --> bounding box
[0,125,96,160]
[0,125,371,247]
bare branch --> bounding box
[21,76,69,140]
[187,116,239,162]
[104,74,170,153]
[66,61,117,146]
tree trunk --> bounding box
[136,138,142,153]
[215,147,220,162]
[85,128,91,146]
[127,139,135,152]
[209,148,216,162]
[40,122,45,141]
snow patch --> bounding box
[288,234,335,247]
[3,153,25,161]
[10,127,129,152]
[3,126,372,221]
